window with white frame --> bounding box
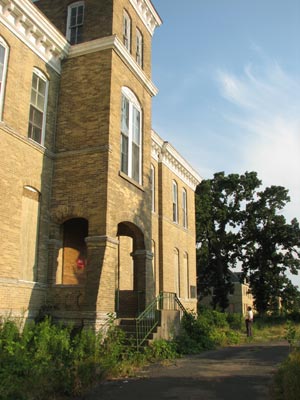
[66,1,85,45]
[136,28,143,67]
[172,180,178,223]
[151,164,155,212]
[0,37,9,120]
[28,69,48,145]
[123,10,131,52]
[182,188,188,228]
[120,87,142,184]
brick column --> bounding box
[131,249,154,309]
[83,235,119,327]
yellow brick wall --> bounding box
[0,22,60,318]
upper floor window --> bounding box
[150,164,155,212]
[123,10,131,52]
[67,1,85,45]
[136,29,143,67]
[172,180,178,223]
[120,87,142,184]
[28,69,48,145]
[0,37,9,120]
[182,188,188,228]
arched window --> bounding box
[174,248,180,296]
[66,1,85,44]
[136,28,143,67]
[172,180,178,223]
[150,164,155,212]
[123,10,131,52]
[21,185,40,281]
[183,252,189,298]
[28,68,49,145]
[120,87,142,184]
[0,36,9,120]
[182,188,188,228]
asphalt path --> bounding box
[81,341,289,400]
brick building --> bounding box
[0,0,201,331]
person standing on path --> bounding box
[245,306,254,337]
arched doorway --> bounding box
[116,221,146,317]
[56,218,88,285]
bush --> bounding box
[275,350,300,400]
[175,309,241,354]
[0,317,128,399]
[145,339,178,361]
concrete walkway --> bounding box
[81,341,289,400]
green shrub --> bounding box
[145,339,178,361]
[226,313,243,330]
[0,317,128,399]
[275,350,300,400]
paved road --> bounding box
[82,341,289,400]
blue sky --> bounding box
[151,0,300,227]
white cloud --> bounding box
[216,59,300,222]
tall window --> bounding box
[182,188,188,228]
[183,252,189,298]
[136,29,143,67]
[172,180,178,223]
[21,186,40,282]
[0,37,9,120]
[120,87,142,184]
[151,164,155,212]
[67,1,85,45]
[174,248,180,296]
[123,10,131,52]
[28,69,48,145]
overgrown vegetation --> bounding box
[1,310,300,400]
[273,321,300,400]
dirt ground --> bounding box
[80,341,289,400]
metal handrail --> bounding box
[135,291,187,348]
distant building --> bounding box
[199,271,255,315]
[0,0,201,331]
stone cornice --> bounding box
[0,0,69,74]
[129,0,162,36]
[68,35,158,97]
[151,130,202,190]
[0,1,159,94]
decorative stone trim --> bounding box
[68,35,158,97]
[151,130,202,190]
[129,0,162,36]
[0,0,69,73]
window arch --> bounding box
[28,68,49,146]
[66,1,85,44]
[120,87,142,184]
[0,36,9,120]
[172,180,178,223]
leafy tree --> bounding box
[196,171,261,310]
[241,186,300,314]
[196,171,300,314]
